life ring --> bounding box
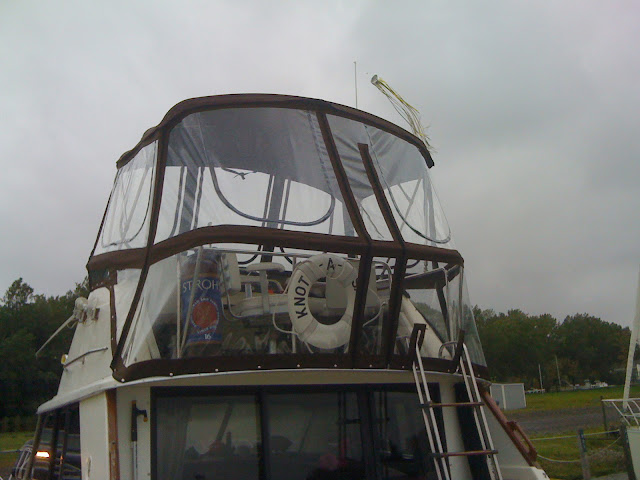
[287,254,357,349]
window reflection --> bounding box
[267,393,363,480]
[374,391,435,479]
[156,395,261,480]
[154,389,440,480]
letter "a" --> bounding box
[327,257,335,273]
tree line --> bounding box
[0,278,632,425]
[0,278,88,427]
[474,307,631,389]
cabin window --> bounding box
[327,115,452,248]
[154,108,356,243]
[355,257,394,356]
[266,392,363,480]
[393,260,486,366]
[155,394,261,480]
[113,268,142,344]
[95,141,157,255]
[153,387,439,480]
[326,114,394,242]
[374,391,434,479]
[120,246,384,367]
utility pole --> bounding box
[555,355,562,391]
[538,363,544,391]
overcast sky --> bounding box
[1,1,638,327]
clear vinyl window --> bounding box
[394,260,486,366]
[96,142,157,254]
[327,115,452,248]
[120,245,385,367]
[155,108,356,243]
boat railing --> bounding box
[601,398,640,426]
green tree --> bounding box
[477,309,557,387]
[1,278,34,310]
[0,278,87,419]
[553,313,629,384]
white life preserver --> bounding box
[287,254,357,349]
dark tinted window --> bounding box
[154,388,434,480]
[267,392,363,480]
[155,395,261,480]
[374,391,435,479]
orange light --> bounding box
[35,451,50,459]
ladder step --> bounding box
[432,449,498,458]
[422,401,484,408]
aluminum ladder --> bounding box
[411,328,503,480]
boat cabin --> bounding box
[22,95,547,480]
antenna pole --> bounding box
[354,61,358,109]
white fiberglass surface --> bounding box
[95,142,157,254]
[328,115,452,247]
[154,108,355,243]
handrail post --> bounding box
[577,429,591,480]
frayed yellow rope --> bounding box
[371,75,431,150]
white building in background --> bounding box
[491,384,526,410]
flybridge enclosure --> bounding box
[85,94,485,382]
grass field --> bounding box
[0,431,32,473]
[533,426,625,480]
[523,386,639,479]
[524,384,640,411]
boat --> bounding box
[16,93,549,480]
[602,266,640,478]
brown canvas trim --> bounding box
[131,94,433,169]
[348,248,373,361]
[151,226,369,263]
[87,235,461,274]
[381,257,407,367]
[358,144,405,244]
[111,351,481,383]
[358,143,409,366]
[109,284,117,355]
[88,248,147,272]
[317,112,370,241]
[115,129,162,169]
[404,243,463,265]
[113,353,352,383]
[388,354,489,379]
[318,112,374,364]
[111,130,169,369]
